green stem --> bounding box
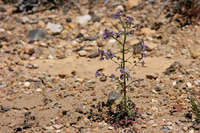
[111,36,123,46]
[122,20,127,112]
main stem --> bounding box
[122,25,127,112]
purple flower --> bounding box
[115,31,123,38]
[97,48,101,54]
[113,10,122,19]
[98,48,105,60]
[110,74,115,79]
[126,16,133,22]
[103,29,114,39]
[105,50,114,60]
[120,74,124,80]
[120,68,125,74]
[129,30,134,34]
[126,16,134,25]
[133,45,137,53]
[103,28,110,39]
[95,70,100,77]
[141,52,146,57]
[141,61,145,67]
[100,56,104,60]
[141,40,147,50]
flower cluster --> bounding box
[120,68,130,80]
[104,11,135,40]
[132,40,147,66]
[103,29,114,39]
[104,29,124,39]
[98,48,114,60]
[113,10,122,19]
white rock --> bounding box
[0,28,5,32]
[115,5,124,11]
[72,40,77,44]
[186,82,192,88]
[108,126,114,130]
[46,22,63,34]
[48,55,54,59]
[87,79,96,84]
[172,81,177,86]
[36,88,42,92]
[152,89,158,94]
[76,14,91,25]
[24,82,30,87]
[53,124,63,129]
[194,80,200,85]
[56,130,61,133]
[189,129,194,133]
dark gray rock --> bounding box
[28,29,47,43]
[106,91,120,106]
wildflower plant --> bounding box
[95,11,147,127]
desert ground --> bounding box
[0,0,200,133]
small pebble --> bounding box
[186,82,192,88]
[78,50,88,57]
[108,126,114,130]
[194,80,200,85]
[48,55,54,59]
[46,22,63,34]
[36,88,42,92]
[66,18,72,23]
[185,112,192,119]
[24,82,30,87]
[53,124,63,130]
[76,14,91,25]
[146,112,152,115]
[154,86,161,92]
[172,81,177,86]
